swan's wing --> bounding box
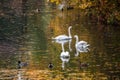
[76,44,89,52]
[78,41,88,45]
[76,45,85,52]
[54,35,69,40]
[55,40,69,44]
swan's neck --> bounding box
[75,36,79,44]
[61,43,65,52]
[68,27,71,38]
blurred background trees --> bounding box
[0,0,120,42]
[0,0,27,42]
[48,0,120,25]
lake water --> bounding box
[0,1,120,80]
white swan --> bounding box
[52,26,72,41]
[74,35,90,56]
[52,26,72,51]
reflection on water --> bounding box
[60,50,70,70]
[0,1,120,80]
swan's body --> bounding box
[76,41,90,52]
[52,26,72,41]
[74,35,90,56]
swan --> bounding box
[60,51,70,70]
[52,26,72,41]
[52,26,72,51]
[74,35,90,56]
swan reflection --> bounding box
[60,42,70,70]
[60,51,70,70]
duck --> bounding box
[48,62,54,69]
[17,61,28,69]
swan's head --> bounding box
[69,26,72,29]
[74,35,78,38]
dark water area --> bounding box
[0,0,120,80]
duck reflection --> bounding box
[74,35,90,56]
[17,71,23,80]
[79,62,89,69]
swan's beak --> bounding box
[86,44,90,47]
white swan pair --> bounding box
[52,26,90,57]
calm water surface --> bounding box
[0,1,120,80]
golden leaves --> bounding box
[79,2,92,9]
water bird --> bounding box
[52,26,72,51]
[79,62,89,69]
[48,63,54,69]
[52,26,72,41]
[67,6,74,10]
[58,4,64,11]
[74,35,90,56]
[17,61,28,69]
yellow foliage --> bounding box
[79,2,92,9]
[49,0,60,4]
